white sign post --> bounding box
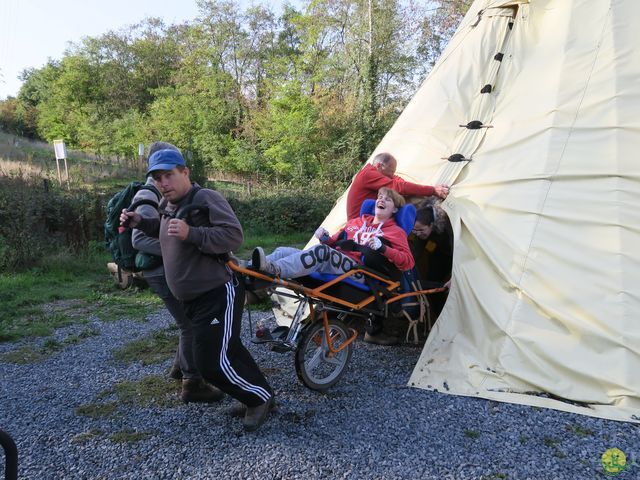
[138,143,145,174]
[53,140,67,186]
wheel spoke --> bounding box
[305,345,325,371]
[297,319,352,390]
[323,353,343,366]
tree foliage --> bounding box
[0,0,471,186]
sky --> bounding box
[0,0,289,100]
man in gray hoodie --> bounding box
[131,142,220,404]
[121,149,274,431]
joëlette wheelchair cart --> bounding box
[125,196,446,392]
[227,199,447,391]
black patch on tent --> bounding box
[481,84,493,94]
[447,154,469,163]
[461,121,484,130]
[508,21,514,30]
[494,52,504,62]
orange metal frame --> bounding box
[227,261,446,351]
[228,261,402,310]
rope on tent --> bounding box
[402,279,431,345]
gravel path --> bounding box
[0,308,638,479]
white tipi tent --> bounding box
[276,0,640,423]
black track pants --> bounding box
[183,277,272,407]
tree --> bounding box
[418,0,473,67]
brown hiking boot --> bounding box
[228,402,247,418]
[364,331,399,346]
[181,378,224,404]
[243,395,275,431]
[167,362,183,380]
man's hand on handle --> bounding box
[120,209,141,229]
[167,219,189,241]
[434,184,450,199]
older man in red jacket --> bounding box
[346,152,450,220]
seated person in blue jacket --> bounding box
[252,187,414,345]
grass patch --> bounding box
[0,248,162,342]
[109,428,154,443]
[71,429,104,444]
[100,375,181,408]
[0,338,63,364]
[543,436,566,458]
[464,429,480,439]
[89,287,161,323]
[246,296,275,312]
[565,423,593,437]
[0,346,48,364]
[75,402,118,419]
[113,328,179,365]
[63,327,100,345]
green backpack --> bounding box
[104,182,163,272]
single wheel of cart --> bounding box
[295,315,353,391]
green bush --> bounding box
[227,188,338,234]
[0,173,339,273]
[0,175,107,272]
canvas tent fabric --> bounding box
[273,0,640,423]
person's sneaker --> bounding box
[181,378,224,404]
[167,362,183,380]
[243,395,275,431]
[251,247,278,276]
[364,331,399,346]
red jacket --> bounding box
[346,163,435,220]
[327,214,415,271]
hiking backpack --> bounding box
[104,182,163,272]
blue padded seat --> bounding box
[358,199,416,234]
[307,272,371,292]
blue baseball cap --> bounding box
[147,149,186,174]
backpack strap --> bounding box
[159,184,202,221]
[139,184,161,202]
[128,198,160,213]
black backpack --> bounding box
[104,182,163,272]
